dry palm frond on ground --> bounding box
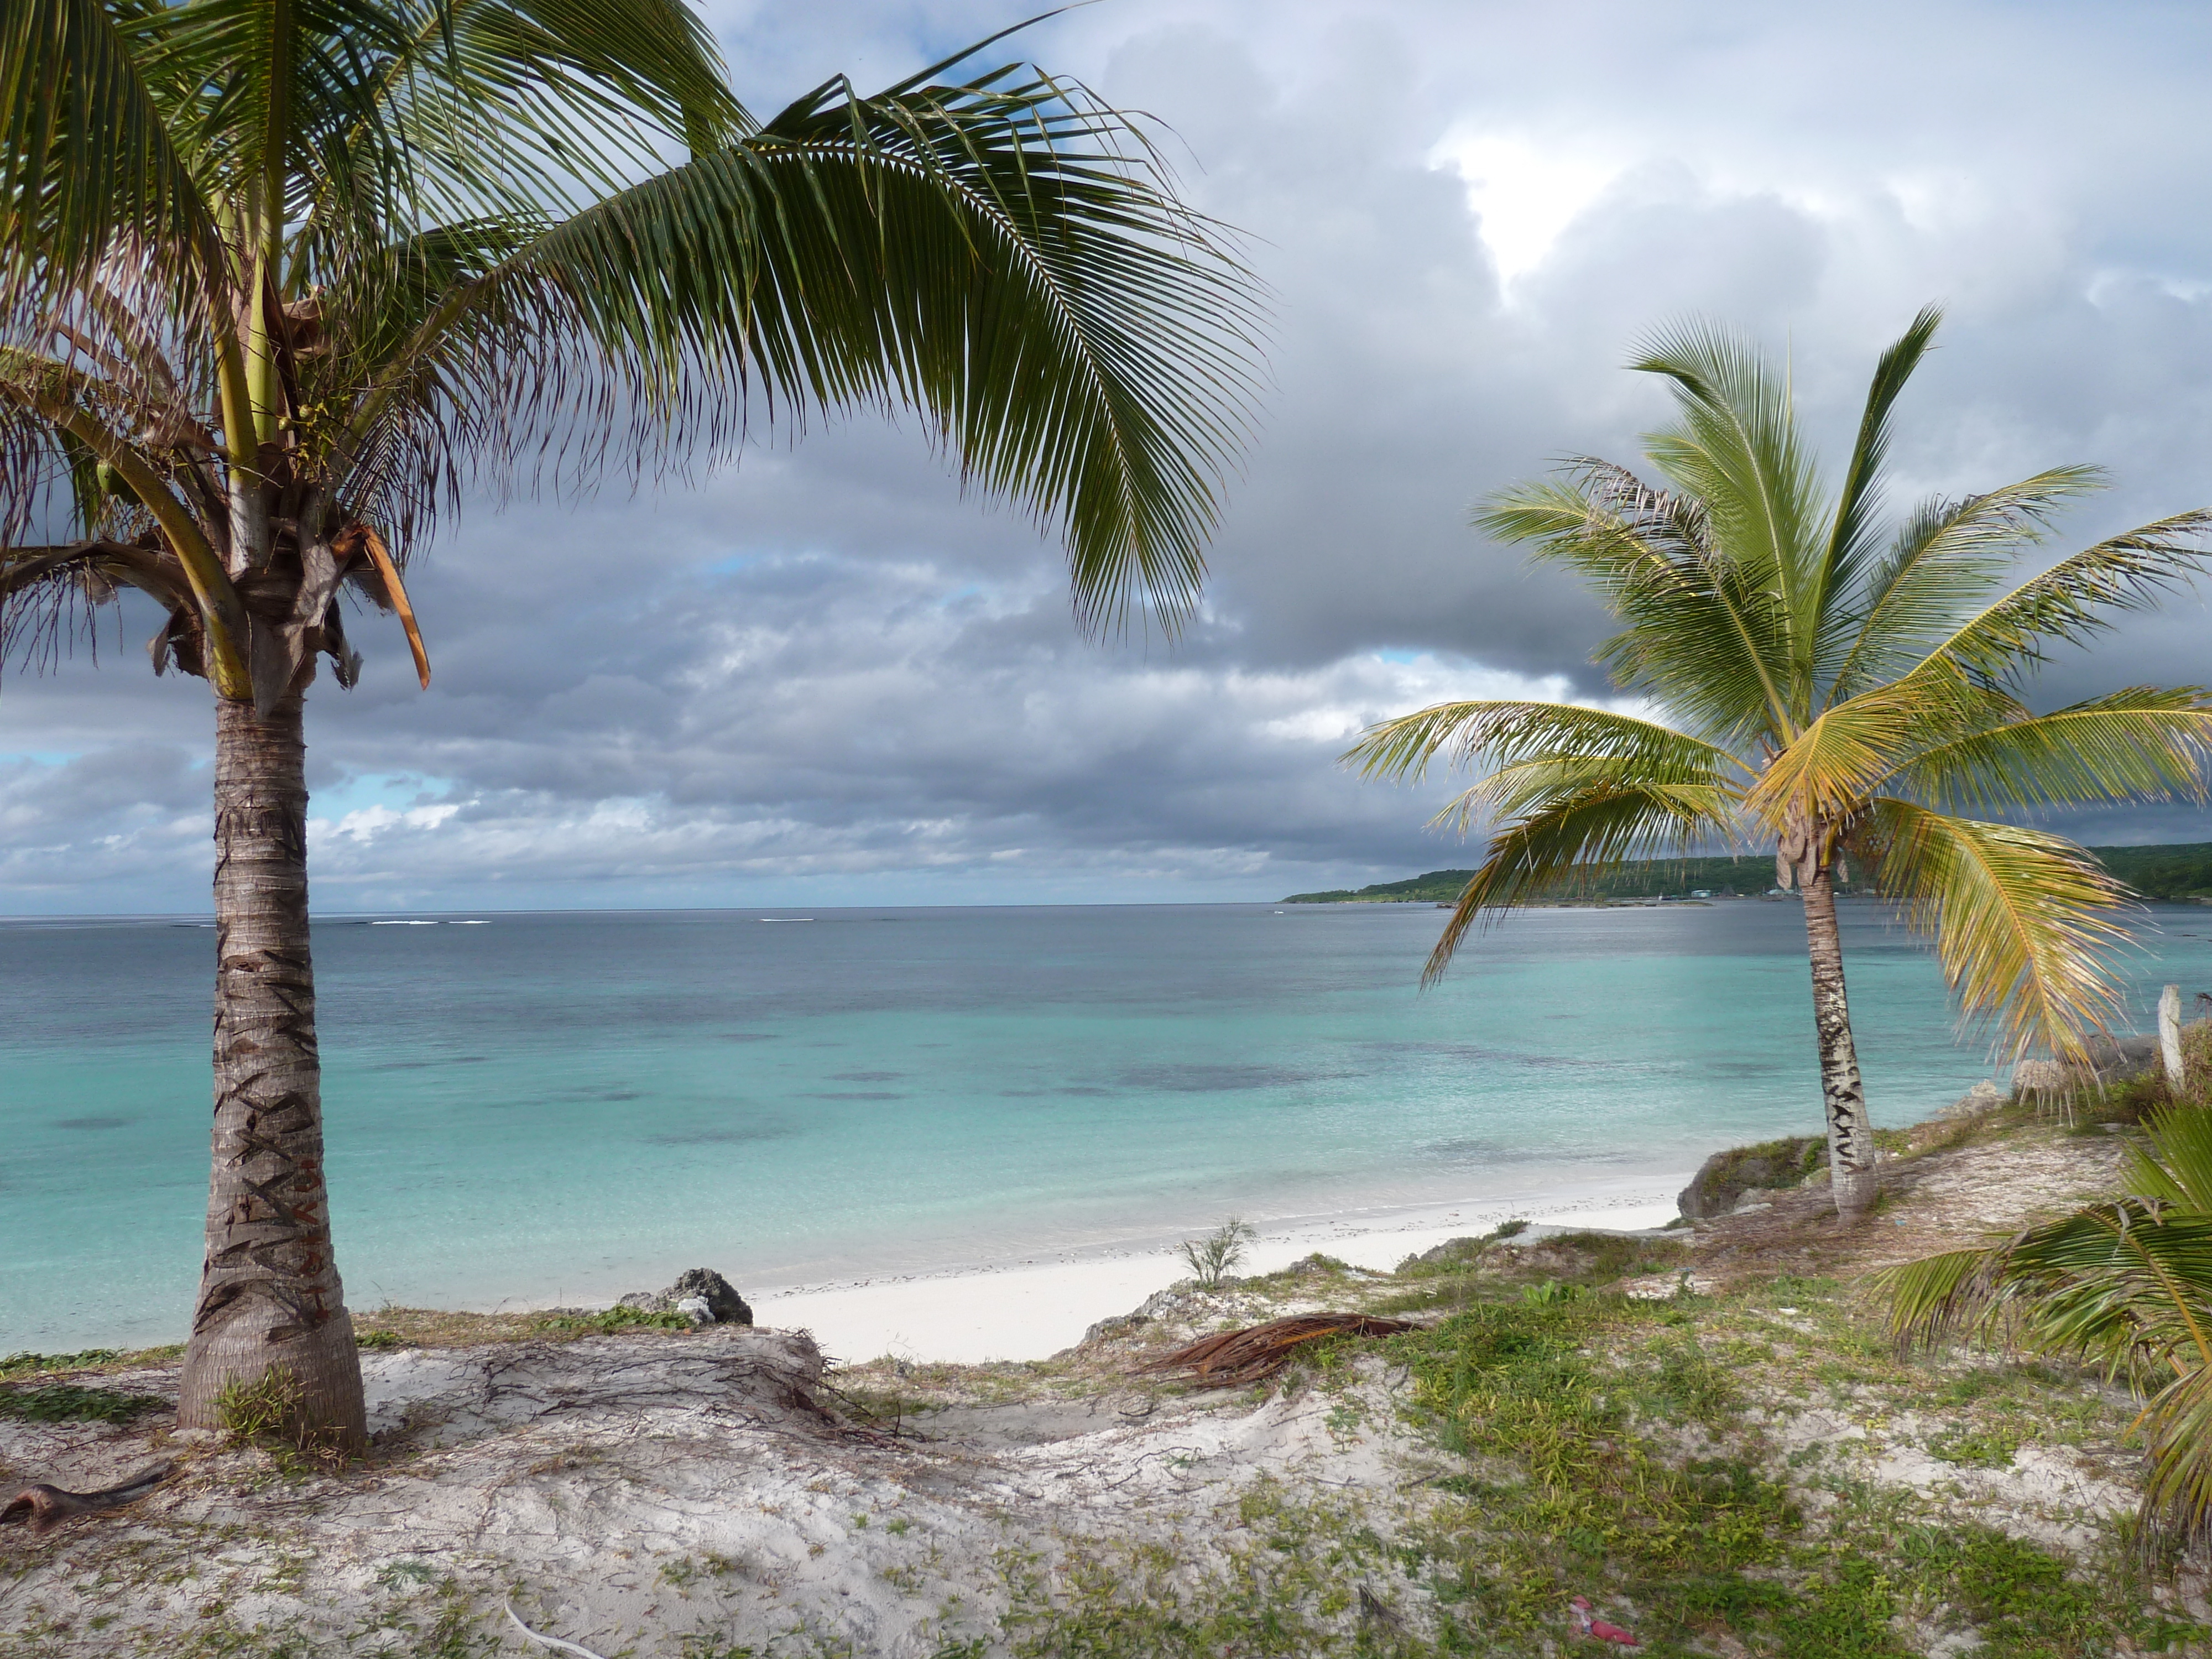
[1136,1314,1416,1386]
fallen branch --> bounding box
[1135,1314,1416,1387]
[1,1460,175,1533]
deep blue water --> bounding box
[5,899,2210,1352]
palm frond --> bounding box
[2124,1107,2212,1214]
[1442,752,1739,834]
[1885,688,2212,817]
[1825,467,2109,702]
[1877,1105,2212,1549]
[1,0,223,319]
[1858,799,2131,1059]
[1750,670,2005,832]
[1421,779,1741,983]
[1812,305,1942,678]
[1876,1199,2212,1379]
[351,50,1262,628]
[1341,698,1737,784]
[1474,473,1795,745]
[1921,510,2212,686]
[1629,316,1824,700]
[2140,1356,2212,1547]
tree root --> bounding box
[1,1460,175,1533]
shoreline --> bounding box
[745,1175,1688,1364]
[0,1171,1691,1363]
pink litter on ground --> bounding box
[1569,1595,1642,1646]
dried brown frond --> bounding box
[1134,1313,1416,1387]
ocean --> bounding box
[5,899,2211,1353]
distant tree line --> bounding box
[1283,842,2212,906]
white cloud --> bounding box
[1429,131,1621,287]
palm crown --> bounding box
[1352,309,2212,1061]
[1350,310,2212,1218]
[2,0,1261,705]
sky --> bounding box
[6,0,2212,915]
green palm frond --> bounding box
[353,53,1260,624]
[2122,1106,2212,1214]
[1825,467,2106,701]
[1475,474,1795,747]
[1858,800,2131,1058]
[1813,305,1942,649]
[2139,1359,2212,1549]
[1884,688,2212,817]
[1630,317,1824,678]
[1923,509,2212,686]
[1877,1198,2212,1381]
[1342,698,1738,785]
[1878,1105,2212,1547]
[1422,779,1741,982]
[1,0,224,319]
[1443,752,1739,834]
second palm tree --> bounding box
[1349,310,2212,1217]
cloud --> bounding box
[7,0,2212,914]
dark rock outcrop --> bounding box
[1678,1136,1826,1220]
[617,1267,753,1326]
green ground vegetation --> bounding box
[1284,841,2212,905]
[997,1254,2200,1657]
[0,1381,163,1425]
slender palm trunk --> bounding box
[175,692,366,1447]
[1802,867,1879,1219]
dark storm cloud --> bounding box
[7,0,2212,912]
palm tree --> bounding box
[2,0,1259,1444]
[1345,310,2212,1219]
[1878,1097,2212,1546]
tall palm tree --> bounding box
[2,0,1259,1443]
[1346,310,2211,1219]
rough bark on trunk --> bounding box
[175,693,366,1448]
[1802,867,1879,1219]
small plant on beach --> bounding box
[1347,308,2212,1219]
[1180,1217,1258,1289]
[213,1363,351,1474]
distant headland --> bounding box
[1282,840,2212,905]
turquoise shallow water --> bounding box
[5,899,2212,1352]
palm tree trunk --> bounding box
[1802,866,1879,1219]
[175,692,366,1449]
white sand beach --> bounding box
[752,1180,1688,1364]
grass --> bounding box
[988,1233,2199,1658]
[0,1381,164,1424]
[1,1344,184,1379]
[211,1365,353,1475]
